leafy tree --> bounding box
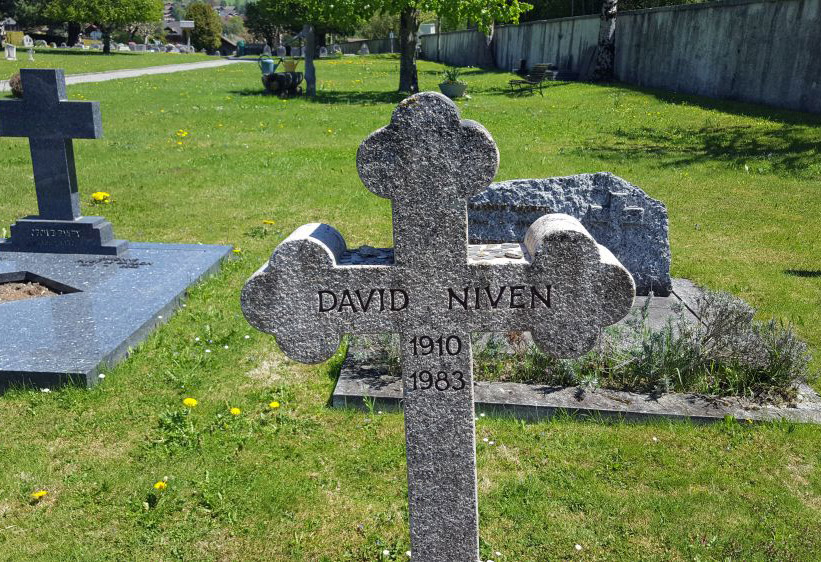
[358,11,401,39]
[245,0,305,46]
[223,15,247,37]
[379,0,533,93]
[5,0,53,27]
[47,0,163,53]
[186,1,223,52]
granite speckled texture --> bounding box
[0,69,126,255]
[469,173,671,295]
[241,92,635,562]
[0,242,232,389]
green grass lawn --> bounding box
[0,55,819,559]
[1,48,214,77]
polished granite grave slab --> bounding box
[0,242,232,389]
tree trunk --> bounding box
[481,22,496,69]
[103,28,111,54]
[67,22,81,46]
[435,16,441,62]
[303,23,316,97]
[398,7,419,93]
[594,0,617,80]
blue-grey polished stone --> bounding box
[0,68,127,256]
[0,242,232,389]
[0,69,101,222]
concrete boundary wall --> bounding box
[615,0,821,113]
[494,15,600,75]
[419,0,821,114]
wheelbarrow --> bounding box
[260,56,303,97]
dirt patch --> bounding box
[0,282,59,303]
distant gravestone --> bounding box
[263,44,272,56]
[358,42,369,55]
[34,39,47,47]
[49,42,57,49]
[319,46,328,58]
[469,173,672,295]
[4,43,16,61]
[22,34,33,47]
[291,46,301,57]
[331,44,342,55]
[60,42,67,48]
[27,47,34,61]
[276,44,286,57]
[0,69,127,255]
[241,93,635,560]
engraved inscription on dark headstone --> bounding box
[0,69,127,255]
[241,92,636,561]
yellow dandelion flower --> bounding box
[217,123,223,128]
[230,407,241,416]
[262,219,275,225]
[153,481,167,491]
[176,141,183,146]
[232,248,242,254]
[327,129,333,134]
[269,401,280,409]
[30,490,48,501]
[183,397,198,408]
[91,191,111,203]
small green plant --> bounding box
[474,289,815,403]
[442,66,466,84]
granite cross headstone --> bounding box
[0,69,127,255]
[241,92,635,561]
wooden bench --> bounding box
[509,63,558,96]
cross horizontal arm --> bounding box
[0,101,101,139]
[242,215,635,363]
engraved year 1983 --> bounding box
[410,370,466,391]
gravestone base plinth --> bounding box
[0,241,232,389]
[0,216,128,255]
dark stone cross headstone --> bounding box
[241,92,635,560]
[0,68,127,255]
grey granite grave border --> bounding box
[333,277,821,424]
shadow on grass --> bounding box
[611,82,821,127]
[229,87,407,105]
[785,270,821,278]
[310,89,407,105]
[574,100,821,178]
[561,81,821,177]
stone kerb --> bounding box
[241,92,635,561]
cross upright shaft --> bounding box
[0,69,102,221]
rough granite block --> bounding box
[469,173,672,296]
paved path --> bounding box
[0,59,242,92]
